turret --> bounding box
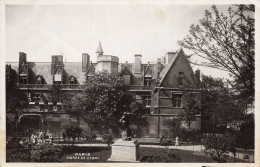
[95,41,104,62]
[95,41,119,74]
[18,52,28,84]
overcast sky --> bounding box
[6,4,234,78]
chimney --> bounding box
[186,55,192,61]
[134,54,142,74]
[82,53,90,72]
[19,52,27,64]
[156,58,162,71]
[51,55,63,75]
[166,52,176,64]
[195,69,201,87]
[52,55,63,64]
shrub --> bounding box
[6,137,31,162]
[145,149,181,162]
[65,126,83,143]
[7,147,31,162]
[160,139,172,146]
[177,129,201,143]
[30,143,64,162]
[236,120,254,150]
[102,133,114,146]
[6,137,23,149]
[85,133,97,141]
[203,134,236,162]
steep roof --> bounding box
[96,41,104,54]
[158,48,198,87]
[6,62,86,85]
[158,50,179,86]
[6,48,198,87]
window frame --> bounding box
[143,95,151,107]
[36,76,42,84]
[20,78,27,84]
[171,91,183,108]
[144,76,152,86]
[178,72,184,87]
[69,76,76,85]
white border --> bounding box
[0,0,259,167]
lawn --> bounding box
[141,147,217,163]
[59,146,217,163]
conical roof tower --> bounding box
[96,41,104,55]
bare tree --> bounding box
[178,5,255,101]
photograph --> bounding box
[2,1,256,164]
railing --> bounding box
[16,84,151,91]
[17,84,52,90]
[16,84,85,90]
[61,84,85,90]
[129,85,152,91]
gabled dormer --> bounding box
[85,61,95,80]
[69,75,77,84]
[18,52,28,84]
[120,64,132,85]
[36,75,44,84]
[143,62,153,86]
[51,55,64,85]
[158,48,198,89]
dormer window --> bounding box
[86,62,95,81]
[120,66,131,85]
[19,77,28,84]
[69,76,76,84]
[144,77,152,86]
[36,75,42,84]
[54,75,62,85]
[143,64,153,86]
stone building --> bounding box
[6,42,201,139]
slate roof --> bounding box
[158,49,180,86]
[6,62,86,85]
[6,48,198,87]
[158,48,198,87]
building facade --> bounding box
[6,42,201,139]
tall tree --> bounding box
[200,75,247,133]
[178,5,255,101]
[178,91,200,130]
[6,84,28,137]
[64,70,148,135]
[200,75,230,105]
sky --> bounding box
[5,4,233,78]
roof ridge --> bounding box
[158,48,182,87]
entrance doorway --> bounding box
[18,114,44,137]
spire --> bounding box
[96,41,103,54]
